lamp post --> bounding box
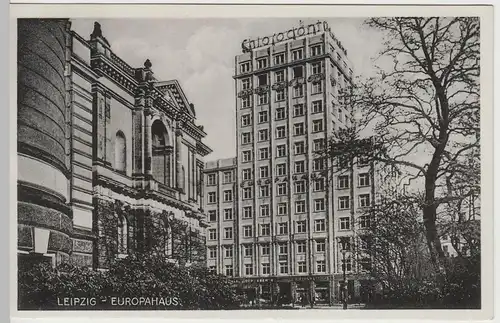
[338,239,348,310]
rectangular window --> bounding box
[312,81,323,94]
[293,84,304,98]
[313,158,324,171]
[275,89,285,102]
[293,104,304,117]
[241,114,252,126]
[242,150,252,162]
[297,241,307,254]
[275,108,286,121]
[313,178,324,191]
[294,122,305,136]
[241,78,251,90]
[314,199,325,212]
[224,227,233,239]
[338,175,349,189]
[339,196,350,210]
[279,262,288,274]
[243,245,253,257]
[340,217,350,230]
[258,74,268,86]
[258,111,268,124]
[295,200,306,213]
[312,100,323,113]
[208,229,217,240]
[258,129,269,141]
[276,163,287,176]
[278,222,288,235]
[275,69,285,82]
[359,194,371,208]
[260,185,270,197]
[297,261,307,273]
[208,247,217,259]
[260,204,270,217]
[315,219,326,232]
[276,144,287,157]
[242,187,253,199]
[224,245,233,258]
[241,96,251,108]
[277,183,287,196]
[223,208,233,220]
[240,62,251,73]
[296,221,306,233]
[243,225,253,238]
[243,206,253,219]
[223,171,233,184]
[313,138,324,152]
[207,192,217,204]
[358,156,370,167]
[316,240,326,252]
[295,160,305,173]
[313,119,324,132]
[257,58,268,70]
[242,168,252,180]
[262,263,271,275]
[259,147,269,160]
[359,173,370,187]
[311,61,323,74]
[295,180,306,193]
[244,264,253,275]
[241,132,252,144]
[292,49,303,61]
[310,44,323,57]
[260,223,271,236]
[207,173,216,186]
[316,260,326,273]
[208,210,217,222]
[225,265,233,276]
[276,125,286,138]
[258,93,268,105]
[259,165,269,178]
[359,215,371,229]
[274,53,285,65]
[292,65,304,78]
[261,244,270,255]
[294,141,305,154]
[277,203,287,215]
[279,243,288,254]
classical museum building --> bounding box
[17,19,212,270]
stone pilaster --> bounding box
[175,127,183,191]
[132,88,145,175]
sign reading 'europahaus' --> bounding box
[241,20,347,55]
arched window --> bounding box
[115,131,126,173]
[117,214,128,254]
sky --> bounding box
[70,18,385,161]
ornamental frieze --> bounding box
[307,73,326,83]
[253,84,270,95]
[271,81,287,91]
[237,88,254,98]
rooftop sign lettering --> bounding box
[241,20,347,56]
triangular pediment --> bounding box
[156,80,196,118]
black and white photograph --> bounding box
[11,4,494,319]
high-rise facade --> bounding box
[205,21,377,305]
[17,19,211,270]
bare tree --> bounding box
[327,17,480,281]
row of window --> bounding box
[207,215,371,240]
[242,63,324,90]
[240,45,325,74]
[241,83,323,107]
[241,121,325,146]
[209,240,327,259]
[241,101,325,128]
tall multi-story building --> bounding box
[205,21,377,305]
[17,19,211,271]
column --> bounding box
[143,106,153,178]
[132,88,145,175]
[175,128,183,190]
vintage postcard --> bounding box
[9,3,494,321]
